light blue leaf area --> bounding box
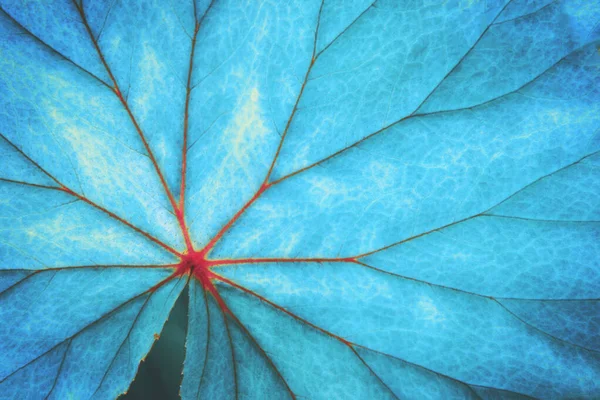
[1,0,599,398]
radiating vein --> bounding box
[226,302,296,399]
[263,0,325,184]
[482,214,600,224]
[67,189,182,256]
[70,0,190,248]
[222,307,239,400]
[0,266,174,298]
[90,293,154,398]
[43,339,72,400]
[208,256,355,267]
[196,0,326,257]
[178,0,217,252]
[0,278,168,383]
[412,0,514,114]
[0,132,181,256]
[357,148,600,257]
[350,347,400,400]
[0,178,61,191]
[194,286,211,400]
[360,347,537,400]
[216,275,537,398]
[493,0,559,26]
[315,1,376,59]
[275,36,594,186]
[0,7,112,89]
[353,260,600,354]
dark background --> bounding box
[120,288,189,400]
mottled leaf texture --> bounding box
[0,0,599,399]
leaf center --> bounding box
[176,251,215,288]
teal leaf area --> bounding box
[1,0,599,399]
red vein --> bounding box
[123,274,188,400]
[1,133,181,256]
[1,133,65,188]
[199,271,230,313]
[71,0,192,251]
[208,256,356,267]
[200,274,296,398]
[0,266,176,302]
[263,0,324,185]
[0,178,61,191]
[6,265,175,274]
[196,2,325,257]
[211,274,415,395]
[180,0,215,222]
[213,274,353,347]
[63,187,182,256]
[225,305,297,399]
[263,62,311,184]
[213,274,545,398]
[198,182,272,257]
[356,213,480,258]
[148,270,182,293]
[179,23,199,221]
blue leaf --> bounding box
[1,0,599,398]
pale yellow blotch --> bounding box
[366,160,398,190]
[62,125,114,191]
[23,213,74,253]
[44,100,70,128]
[24,228,38,239]
[547,109,563,125]
[109,36,122,54]
[133,44,166,120]
[192,82,274,238]
[45,103,170,231]
[280,232,301,255]
[458,0,480,8]
[47,74,71,91]
[231,67,245,79]
[418,296,446,323]
[308,176,350,208]
[490,151,504,161]
[451,252,469,260]
[219,85,269,179]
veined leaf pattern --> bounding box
[1,0,599,399]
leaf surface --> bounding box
[1,0,599,399]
